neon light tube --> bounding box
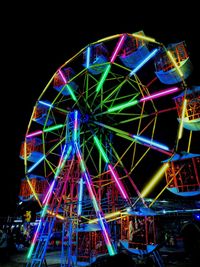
[107,87,179,114]
[73,110,78,143]
[110,34,126,63]
[96,64,111,93]
[27,155,45,173]
[86,46,90,68]
[129,48,158,76]
[54,145,72,178]
[97,212,116,256]
[27,145,72,259]
[75,143,116,255]
[58,69,67,83]
[26,130,43,138]
[77,178,83,216]
[57,144,67,170]
[44,124,63,132]
[27,220,42,259]
[140,87,179,102]
[58,69,77,101]
[94,136,110,163]
[89,211,121,224]
[133,135,169,151]
[140,163,169,198]
[66,84,77,102]
[178,98,187,140]
[167,51,183,77]
[42,180,56,205]
[38,100,53,108]
[107,100,138,113]
[132,33,156,43]
[108,164,128,199]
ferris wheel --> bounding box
[19,31,200,266]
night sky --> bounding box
[2,3,199,217]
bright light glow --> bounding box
[26,130,43,138]
[140,87,179,102]
[44,124,63,132]
[77,178,83,216]
[27,155,45,173]
[140,163,169,198]
[58,69,77,101]
[133,135,169,151]
[96,64,111,93]
[73,111,78,142]
[132,33,156,43]
[46,210,64,220]
[66,84,77,101]
[108,164,128,199]
[54,145,72,178]
[89,211,121,224]
[97,212,116,256]
[57,144,67,170]
[108,100,138,113]
[27,243,35,259]
[94,136,110,163]
[38,101,53,108]
[167,51,184,77]
[42,180,56,205]
[58,69,67,83]
[26,179,41,204]
[75,144,116,255]
[129,48,158,76]
[27,220,42,259]
[178,98,187,140]
[110,34,126,63]
[75,143,86,172]
[86,46,90,68]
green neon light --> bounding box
[94,136,110,163]
[44,124,64,132]
[66,84,77,101]
[107,99,139,113]
[27,244,34,259]
[96,64,111,93]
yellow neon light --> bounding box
[132,33,156,43]
[178,99,187,140]
[26,179,42,207]
[140,163,169,198]
[167,51,183,77]
[47,210,65,220]
[88,211,121,224]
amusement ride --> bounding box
[18,31,200,266]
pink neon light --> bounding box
[31,222,41,244]
[26,130,43,138]
[108,164,128,199]
[110,34,126,63]
[140,87,179,102]
[58,69,67,84]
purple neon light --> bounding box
[26,130,43,138]
[58,69,67,84]
[110,34,126,63]
[108,164,128,199]
[140,87,179,102]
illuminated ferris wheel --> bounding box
[19,31,200,266]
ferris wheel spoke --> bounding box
[75,143,116,256]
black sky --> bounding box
[2,3,200,216]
